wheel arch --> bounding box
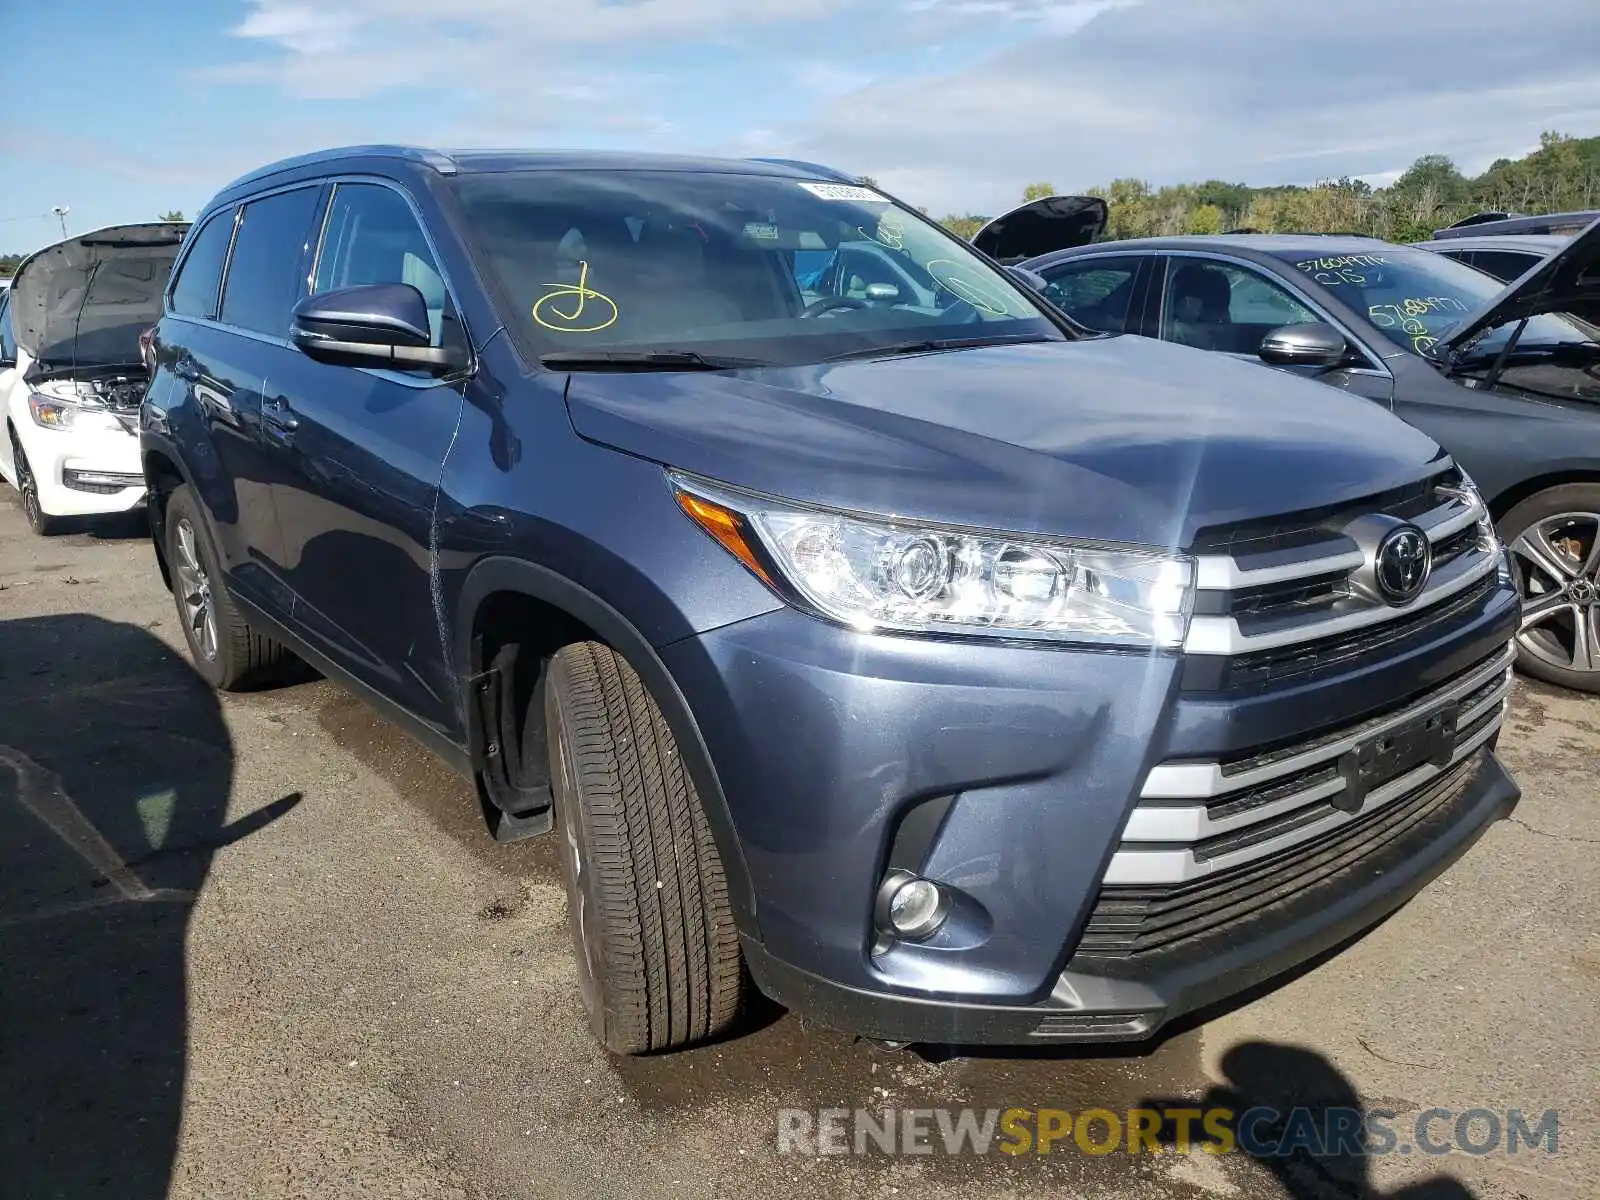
[455,556,760,938]
[142,446,192,592]
[1488,468,1600,525]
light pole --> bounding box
[51,205,70,239]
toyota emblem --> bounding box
[1374,524,1432,604]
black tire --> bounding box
[543,641,743,1054]
[164,485,294,691]
[1498,483,1600,695]
[9,428,64,536]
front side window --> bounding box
[169,209,236,319]
[219,187,322,336]
[1275,245,1591,358]
[1039,257,1140,334]
[450,170,1062,366]
[314,183,448,346]
[1159,259,1318,354]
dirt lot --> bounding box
[1,496,1595,1200]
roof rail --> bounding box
[744,157,861,184]
[216,144,459,196]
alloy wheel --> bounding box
[1510,512,1600,675]
[173,517,219,662]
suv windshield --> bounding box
[450,170,1064,366]
[1270,246,1596,360]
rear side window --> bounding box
[169,210,236,319]
[220,187,323,336]
[1465,249,1539,283]
[314,183,447,345]
[1039,258,1140,333]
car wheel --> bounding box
[543,640,743,1054]
[8,428,64,536]
[1499,483,1600,695]
[165,485,294,691]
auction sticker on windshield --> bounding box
[798,183,889,203]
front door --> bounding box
[259,180,469,736]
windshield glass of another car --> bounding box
[450,169,1062,366]
[1274,246,1595,360]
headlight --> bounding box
[670,473,1194,647]
[1453,468,1499,553]
[28,392,124,433]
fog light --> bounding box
[875,870,950,941]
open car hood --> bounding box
[971,195,1108,264]
[1438,214,1600,362]
[9,222,189,369]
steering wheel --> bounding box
[800,296,872,319]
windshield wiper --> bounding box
[540,349,768,372]
[821,334,1054,364]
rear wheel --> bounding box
[542,640,743,1054]
[1500,484,1600,695]
[164,485,295,690]
[8,428,63,536]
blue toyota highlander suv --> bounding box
[141,147,1521,1053]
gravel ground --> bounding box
[1,495,1594,1200]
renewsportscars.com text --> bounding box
[775,1106,1559,1158]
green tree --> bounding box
[158,210,186,222]
[1021,181,1056,203]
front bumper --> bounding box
[662,570,1521,1044]
[16,421,144,517]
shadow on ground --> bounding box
[0,614,297,1198]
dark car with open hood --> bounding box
[143,147,1519,1054]
[1020,216,1600,693]
[1,221,188,533]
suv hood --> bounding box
[9,222,189,370]
[971,196,1108,264]
[1437,213,1600,361]
[563,337,1445,550]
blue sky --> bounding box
[4,0,1598,254]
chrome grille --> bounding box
[1105,644,1513,885]
[1185,473,1500,658]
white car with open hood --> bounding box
[0,222,188,533]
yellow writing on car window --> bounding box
[875,213,905,251]
[926,259,1010,316]
[532,260,619,334]
[1367,296,1469,354]
[1296,255,1390,287]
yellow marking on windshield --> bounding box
[1296,254,1390,286]
[532,260,620,334]
[1367,296,1469,353]
[925,259,1011,316]
[875,213,905,251]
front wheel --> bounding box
[1500,483,1600,695]
[542,641,744,1054]
[8,428,63,536]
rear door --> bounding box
[159,190,324,620]
[257,179,470,735]
[1032,254,1152,335]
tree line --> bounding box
[931,130,1600,244]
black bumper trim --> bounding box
[742,750,1519,1046]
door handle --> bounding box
[262,397,299,434]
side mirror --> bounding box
[1005,265,1048,292]
[1258,321,1349,368]
[291,284,462,373]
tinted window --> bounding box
[314,183,447,346]
[1466,250,1541,284]
[1160,259,1317,354]
[450,169,1061,366]
[219,187,322,336]
[1039,258,1139,333]
[0,292,15,361]
[169,210,236,319]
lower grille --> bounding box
[1078,756,1479,958]
[62,468,144,495]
